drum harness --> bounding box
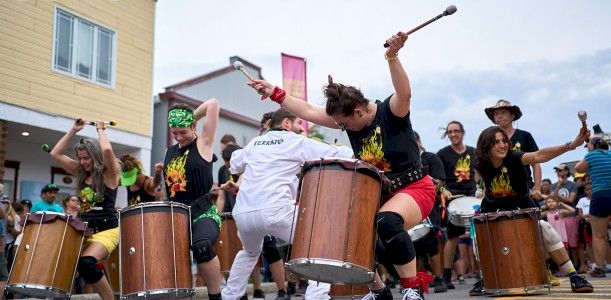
[383,160,427,196]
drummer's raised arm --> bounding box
[247,79,339,129]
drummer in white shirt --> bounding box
[220,108,353,300]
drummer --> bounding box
[162,100,223,300]
[436,121,476,290]
[471,125,593,294]
[50,119,120,300]
[220,108,353,300]
[119,154,163,205]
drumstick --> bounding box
[448,194,465,200]
[440,193,446,219]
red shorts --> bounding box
[391,175,436,220]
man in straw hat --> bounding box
[485,99,542,196]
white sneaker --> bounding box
[401,288,423,300]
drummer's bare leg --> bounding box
[540,220,593,293]
[198,258,223,294]
[80,242,113,300]
[379,193,432,293]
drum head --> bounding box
[287,259,373,284]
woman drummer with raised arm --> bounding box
[472,125,593,294]
[50,119,120,300]
[162,99,224,300]
[249,32,434,300]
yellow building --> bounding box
[0,0,155,206]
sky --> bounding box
[153,0,611,182]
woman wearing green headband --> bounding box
[163,99,223,300]
[120,154,163,205]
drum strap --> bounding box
[384,163,428,196]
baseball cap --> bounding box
[20,199,32,208]
[553,164,570,173]
[41,183,60,194]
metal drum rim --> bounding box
[484,283,550,296]
[120,201,190,215]
[286,258,374,284]
[120,288,195,299]
[6,283,70,299]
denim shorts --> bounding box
[590,189,611,218]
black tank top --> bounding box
[79,182,118,227]
[347,96,421,180]
[164,138,214,208]
[126,178,156,206]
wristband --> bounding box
[97,127,106,131]
[270,86,286,104]
[439,186,445,193]
[384,53,398,61]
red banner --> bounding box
[281,53,308,132]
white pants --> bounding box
[221,205,331,300]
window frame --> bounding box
[51,6,117,89]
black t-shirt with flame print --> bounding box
[477,151,536,212]
[347,96,420,180]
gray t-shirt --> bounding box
[551,180,578,216]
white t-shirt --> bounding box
[576,196,591,217]
[230,130,353,214]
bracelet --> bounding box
[270,86,286,104]
[384,53,398,61]
[439,186,445,193]
[97,127,105,131]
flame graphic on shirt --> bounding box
[490,166,517,197]
[79,187,103,213]
[454,155,471,182]
[165,149,188,198]
[512,142,521,151]
[359,126,391,172]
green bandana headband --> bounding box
[120,167,139,186]
[168,108,194,128]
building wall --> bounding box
[0,0,155,136]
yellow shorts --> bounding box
[86,227,119,254]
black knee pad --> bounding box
[377,211,405,241]
[191,238,216,263]
[377,211,416,265]
[262,236,282,264]
[77,256,104,284]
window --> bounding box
[53,8,116,87]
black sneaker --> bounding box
[239,294,249,300]
[443,277,455,289]
[253,288,265,298]
[431,277,447,293]
[570,275,593,293]
[469,280,485,296]
[287,282,296,295]
[276,289,290,300]
[362,285,393,300]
